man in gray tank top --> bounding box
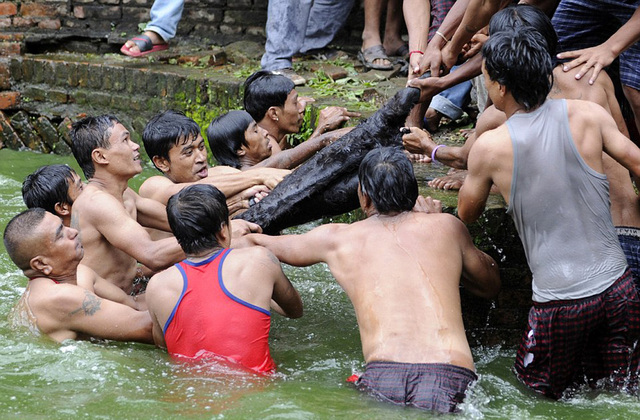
[458,28,640,399]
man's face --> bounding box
[277,89,305,134]
[103,123,142,177]
[165,134,208,183]
[66,171,85,204]
[39,212,84,269]
[242,121,272,162]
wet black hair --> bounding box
[207,110,254,169]
[3,208,47,271]
[22,164,78,215]
[142,110,202,171]
[70,115,120,180]
[166,184,229,255]
[358,147,418,214]
[482,28,553,111]
[489,4,558,58]
[243,70,295,123]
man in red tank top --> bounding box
[145,184,303,373]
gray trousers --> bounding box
[261,0,355,70]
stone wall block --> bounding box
[76,63,89,88]
[185,8,222,23]
[57,117,73,146]
[64,62,79,87]
[38,19,62,30]
[13,17,37,27]
[31,59,45,84]
[11,110,48,153]
[200,0,226,6]
[8,57,22,82]
[75,5,121,20]
[223,10,266,26]
[0,111,24,149]
[33,116,59,150]
[0,19,11,30]
[42,60,56,86]
[46,88,68,104]
[219,24,242,35]
[124,67,143,95]
[227,0,252,8]
[121,7,150,22]
[20,3,58,18]
[0,59,10,90]
[23,86,46,102]
[0,2,18,16]
[0,42,21,55]
[87,63,103,89]
[0,91,20,109]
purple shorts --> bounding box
[514,269,640,399]
[354,361,477,412]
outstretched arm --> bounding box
[240,224,343,267]
[256,127,352,170]
[139,168,290,205]
[45,286,153,343]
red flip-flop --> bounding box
[120,34,168,57]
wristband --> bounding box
[435,31,450,44]
[431,144,445,163]
[409,50,424,59]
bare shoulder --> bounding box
[147,266,181,293]
[74,186,123,218]
[138,175,172,198]
[566,99,606,119]
[31,280,99,316]
[230,246,280,267]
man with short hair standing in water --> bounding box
[237,147,500,412]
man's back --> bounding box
[146,245,300,372]
[316,211,488,371]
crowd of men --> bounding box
[4,0,640,413]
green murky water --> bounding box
[0,148,638,419]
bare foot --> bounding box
[429,169,467,190]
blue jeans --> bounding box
[261,0,355,71]
[430,65,472,120]
[145,0,184,42]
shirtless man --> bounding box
[138,110,290,212]
[69,115,188,293]
[458,28,640,399]
[243,70,359,153]
[4,208,152,343]
[22,164,84,227]
[145,184,302,372]
[237,147,500,412]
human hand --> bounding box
[239,185,270,209]
[230,219,262,238]
[251,167,291,189]
[462,33,488,60]
[406,73,444,103]
[409,51,424,79]
[413,195,442,213]
[401,126,436,155]
[317,107,361,133]
[557,44,617,85]
[419,42,445,77]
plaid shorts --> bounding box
[428,0,456,41]
[551,0,640,90]
[514,269,640,399]
[355,361,477,413]
[617,227,640,284]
